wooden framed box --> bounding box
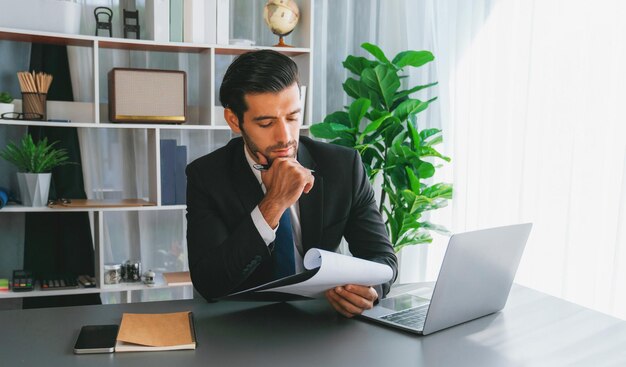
[108,68,187,124]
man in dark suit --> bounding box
[186,50,397,318]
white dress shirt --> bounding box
[244,147,305,274]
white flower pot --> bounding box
[0,102,14,117]
[17,172,51,207]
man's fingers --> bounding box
[325,290,353,318]
[302,173,315,194]
[344,284,378,302]
[335,286,374,310]
[327,288,365,315]
[255,151,269,166]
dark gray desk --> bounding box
[2,284,626,366]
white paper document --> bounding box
[225,248,393,301]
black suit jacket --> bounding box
[186,136,398,300]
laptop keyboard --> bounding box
[381,305,429,330]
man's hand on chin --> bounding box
[324,284,378,318]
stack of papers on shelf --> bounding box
[115,311,196,352]
[163,271,192,285]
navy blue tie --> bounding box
[273,208,296,279]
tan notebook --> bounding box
[115,311,196,352]
[163,271,192,285]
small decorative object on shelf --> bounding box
[0,188,8,209]
[108,68,187,124]
[123,9,140,39]
[122,260,142,282]
[0,134,72,207]
[16,71,53,121]
[263,0,300,47]
[104,263,122,284]
[94,7,113,37]
[0,91,14,116]
[77,275,96,288]
[143,270,156,287]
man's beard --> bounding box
[240,127,298,165]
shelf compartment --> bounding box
[0,274,191,299]
[0,204,186,213]
[0,28,93,47]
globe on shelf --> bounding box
[263,0,300,47]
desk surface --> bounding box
[1,284,625,367]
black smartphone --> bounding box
[73,325,119,354]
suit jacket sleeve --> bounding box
[343,150,398,297]
[185,163,271,300]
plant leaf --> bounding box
[310,122,355,140]
[359,112,392,141]
[394,82,439,101]
[420,221,451,235]
[419,128,441,141]
[417,161,435,179]
[343,55,379,75]
[419,146,451,162]
[422,183,453,199]
[348,98,371,129]
[343,78,369,100]
[323,111,351,128]
[361,42,392,65]
[361,65,400,110]
[405,167,420,193]
[393,99,429,122]
[392,50,434,69]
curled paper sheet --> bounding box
[225,248,393,301]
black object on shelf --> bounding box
[40,276,79,291]
[94,7,113,37]
[12,270,34,292]
[123,9,140,39]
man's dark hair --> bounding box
[219,50,300,126]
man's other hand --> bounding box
[325,284,378,318]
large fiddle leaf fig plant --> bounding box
[311,43,452,252]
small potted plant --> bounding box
[0,134,72,206]
[0,91,14,117]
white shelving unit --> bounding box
[0,0,314,301]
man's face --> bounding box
[225,83,302,165]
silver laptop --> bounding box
[361,223,532,335]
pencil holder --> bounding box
[22,92,47,120]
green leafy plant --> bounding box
[0,91,13,104]
[311,43,453,252]
[0,134,72,173]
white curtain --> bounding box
[424,0,626,320]
[313,0,626,320]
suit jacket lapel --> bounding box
[232,139,265,212]
[298,141,324,253]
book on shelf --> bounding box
[115,311,196,352]
[300,85,307,123]
[183,0,217,43]
[216,0,229,45]
[175,145,188,205]
[146,0,170,42]
[160,139,177,205]
[170,0,184,42]
[161,140,188,206]
[163,271,192,285]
